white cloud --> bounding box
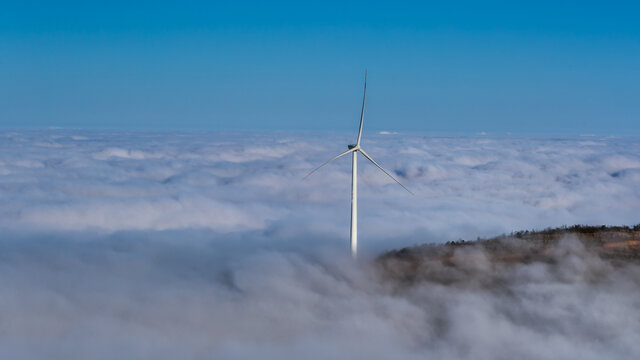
[0,129,639,358]
[2,130,639,246]
[92,147,164,160]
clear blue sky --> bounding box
[1,1,639,134]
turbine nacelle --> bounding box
[347,144,358,150]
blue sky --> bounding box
[1,1,639,134]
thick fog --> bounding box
[0,130,639,359]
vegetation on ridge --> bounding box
[377,224,640,285]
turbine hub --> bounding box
[348,144,357,149]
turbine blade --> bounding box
[356,70,367,146]
[303,148,356,179]
[359,148,414,195]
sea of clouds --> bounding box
[0,130,639,359]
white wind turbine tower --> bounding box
[305,71,413,258]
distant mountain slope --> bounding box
[377,225,640,285]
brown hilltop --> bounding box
[376,225,640,285]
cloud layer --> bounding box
[0,130,639,359]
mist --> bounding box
[0,130,639,359]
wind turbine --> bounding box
[304,71,413,258]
